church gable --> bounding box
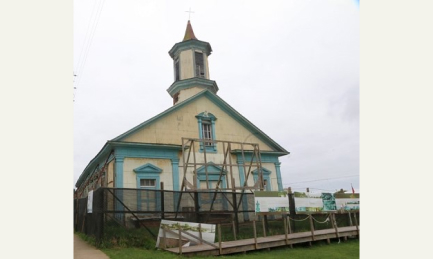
[112,90,287,153]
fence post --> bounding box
[287,188,296,232]
[287,214,293,248]
[253,219,257,250]
[331,213,340,239]
[160,182,165,220]
[348,211,353,226]
[178,225,182,255]
[232,220,237,241]
[198,223,203,244]
[98,188,104,245]
[283,215,288,245]
[81,205,87,233]
[218,224,222,255]
[231,182,240,235]
[309,214,315,243]
[74,199,77,232]
[194,191,200,222]
[353,212,359,237]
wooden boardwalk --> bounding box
[164,226,359,256]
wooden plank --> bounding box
[163,227,167,249]
[163,226,218,249]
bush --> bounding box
[97,221,157,249]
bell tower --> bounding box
[167,20,218,105]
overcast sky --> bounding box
[73,0,360,193]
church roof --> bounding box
[183,20,197,41]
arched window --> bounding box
[195,111,217,153]
[194,51,205,78]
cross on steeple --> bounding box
[185,8,194,20]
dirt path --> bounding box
[74,234,109,259]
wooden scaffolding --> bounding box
[175,137,267,222]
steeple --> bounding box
[167,21,218,105]
[183,20,197,41]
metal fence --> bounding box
[73,187,359,245]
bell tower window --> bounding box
[195,51,205,78]
[173,92,179,105]
[174,58,180,81]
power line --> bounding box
[74,0,106,102]
[77,0,105,81]
[288,187,338,192]
[75,0,98,74]
[284,174,359,186]
[74,0,99,101]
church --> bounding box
[75,21,289,199]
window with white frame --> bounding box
[202,120,213,146]
[196,111,217,152]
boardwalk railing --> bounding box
[164,214,359,256]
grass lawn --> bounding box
[101,238,359,259]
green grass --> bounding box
[100,239,359,259]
